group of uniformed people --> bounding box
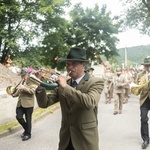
[102,57,150,149]
[103,65,142,115]
[8,50,150,149]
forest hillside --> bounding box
[117,45,150,67]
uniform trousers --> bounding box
[16,106,33,136]
[114,93,124,113]
[140,97,150,142]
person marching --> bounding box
[123,68,132,104]
[113,67,126,115]
[85,64,95,77]
[134,56,150,149]
[35,47,104,150]
[103,66,114,104]
[12,70,37,141]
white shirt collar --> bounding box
[72,73,85,84]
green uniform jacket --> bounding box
[13,78,37,108]
[36,73,104,150]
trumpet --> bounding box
[29,74,58,90]
[6,80,22,95]
[29,70,72,90]
[130,75,149,96]
[35,68,61,83]
[130,82,143,96]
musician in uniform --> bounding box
[35,47,104,150]
[12,70,37,141]
[85,64,95,77]
[123,68,132,104]
[113,67,126,115]
[103,66,114,104]
[134,56,150,149]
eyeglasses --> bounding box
[66,61,82,67]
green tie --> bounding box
[71,81,77,88]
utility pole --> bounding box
[124,47,127,68]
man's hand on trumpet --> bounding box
[56,75,67,88]
[17,85,25,91]
[56,71,72,88]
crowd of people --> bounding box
[7,47,150,149]
[103,65,138,115]
[102,56,150,149]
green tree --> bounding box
[65,4,120,65]
[0,1,122,70]
[121,0,150,35]
[0,0,70,68]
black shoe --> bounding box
[22,135,31,141]
[21,132,25,138]
[142,141,149,149]
[113,112,118,115]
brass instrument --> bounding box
[6,80,22,95]
[29,69,72,90]
[29,74,58,90]
[37,68,61,83]
[130,75,149,96]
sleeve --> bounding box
[58,77,104,110]
[35,86,59,108]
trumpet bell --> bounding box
[130,82,144,96]
[29,74,58,90]
[6,86,15,95]
[130,87,141,96]
[29,74,42,86]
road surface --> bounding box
[0,92,146,150]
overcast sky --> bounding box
[70,0,150,48]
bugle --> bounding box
[129,82,143,96]
[6,80,22,95]
[37,68,61,83]
[130,75,150,96]
[29,74,58,90]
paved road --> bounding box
[0,92,146,150]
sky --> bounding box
[70,0,150,48]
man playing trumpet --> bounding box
[11,70,37,141]
[35,47,104,150]
[134,56,150,149]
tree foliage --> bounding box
[66,4,120,64]
[0,1,121,70]
[121,0,150,35]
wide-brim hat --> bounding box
[141,56,150,66]
[85,64,94,71]
[87,67,94,71]
[19,70,28,76]
[59,47,89,62]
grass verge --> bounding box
[0,103,60,133]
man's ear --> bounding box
[83,62,86,67]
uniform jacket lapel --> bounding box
[67,73,90,106]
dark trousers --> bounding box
[16,106,33,135]
[140,97,150,142]
[66,139,75,150]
